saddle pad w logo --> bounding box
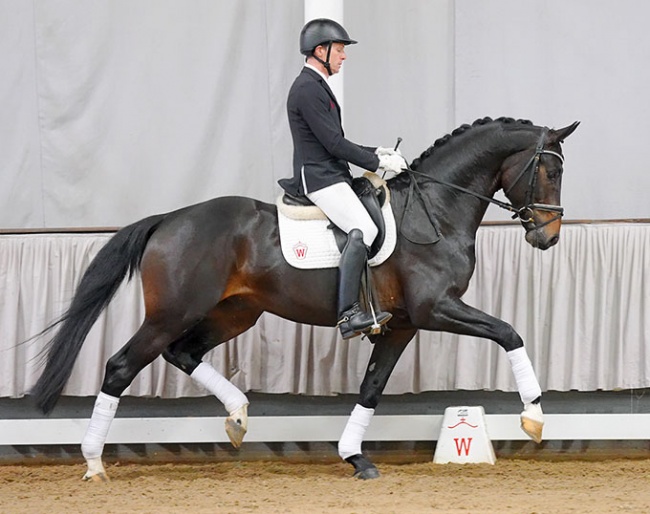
[276,198,397,270]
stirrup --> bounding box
[338,303,391,340]
[366,299,390,335]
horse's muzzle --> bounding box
[525,225,561,250]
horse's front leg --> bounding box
[427,297,544,443]
[339,329,416,479]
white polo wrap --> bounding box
[507,347,542,405]
[338,404,375,460]
[81,392,120,460]
[190,362,248,415]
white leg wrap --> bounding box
[190,362,248,415]
[81,392,119,461]
[507,347,542,405]
[338,404,374,460]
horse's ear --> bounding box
[548,121,580,144]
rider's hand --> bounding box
[377,153,408,175]
[375,146,403,157]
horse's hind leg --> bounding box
[81,317,196,482]
[163,298,263,448]
[339,328,416,479]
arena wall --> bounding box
[1,1,649,456]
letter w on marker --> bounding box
[454,437,473,456]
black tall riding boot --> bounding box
[337,229,392,340]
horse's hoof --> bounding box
[520,403,544,443]
[521,417,543,443]
[225,404,248,449]
[353,467,381,480]
[225,418,247,448]
[345,454,380,480]
[82,472,110,483]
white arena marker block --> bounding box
[433,406,496,465]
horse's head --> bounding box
[501,121,580,250]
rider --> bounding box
[278,18,407,339]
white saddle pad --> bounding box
[277,184,397,270]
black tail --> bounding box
[32,214,166,413]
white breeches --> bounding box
[307,182,378,247]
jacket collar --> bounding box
[302,67,340,111]
[305,62,329,82]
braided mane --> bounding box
[411,117,533,170]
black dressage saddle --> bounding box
[281,176,387,259]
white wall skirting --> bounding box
[2,414,650,446]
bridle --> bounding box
[403,128,565,229]
[503,128,564,227]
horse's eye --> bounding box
[546,167,563,180]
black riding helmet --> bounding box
[299,18,357,75]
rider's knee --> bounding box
[349,224,377,247]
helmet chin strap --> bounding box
[312,42,334,76]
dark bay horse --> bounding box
[33,117,579,481]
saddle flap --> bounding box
[331,176,386,259]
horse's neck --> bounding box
[410,128,536,230]
[431,130,531,190]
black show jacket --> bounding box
[278,67,380,197]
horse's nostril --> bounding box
[548,234,559,247]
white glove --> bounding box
[377,153,408,175]
[375,146,403,157]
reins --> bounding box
[401,129,565,226]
